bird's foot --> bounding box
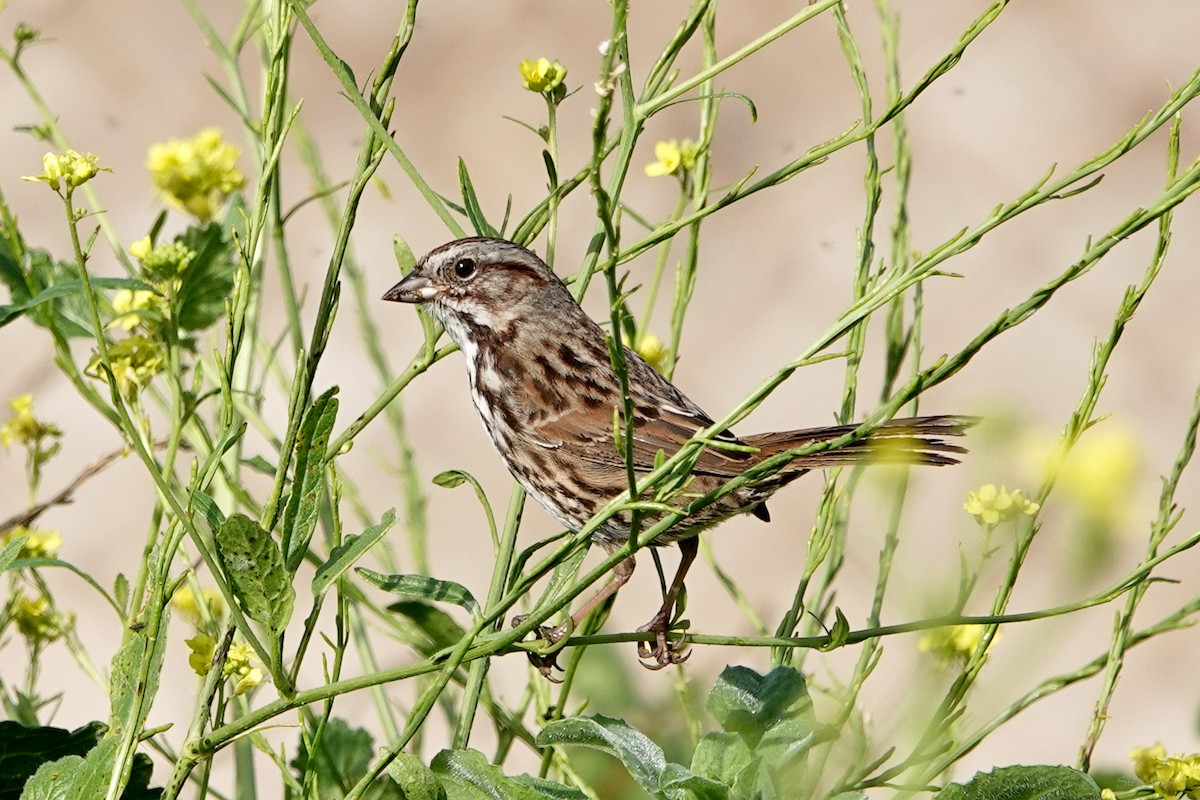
[511,614,571,682]
[635,611,690,670]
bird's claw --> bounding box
[511,614,571,681]
[636,614,691,670]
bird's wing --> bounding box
[532,353,755,477]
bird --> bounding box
[383,236,974,673]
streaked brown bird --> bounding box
[384,237,973,672]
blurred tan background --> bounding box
[2,0,1200,793]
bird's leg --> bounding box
[637,536,698,669]
[514,556,637,680]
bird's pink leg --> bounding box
[637,536,698,669]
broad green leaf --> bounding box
[291,718,403,799]
[387,600,467,656]
[659,763,729,800]
[312,509,397,599]
[430,749,583,800]
[938,765,1100,800]
[47,737,118,800]
[282,388,339,572]
[175,222,235,331]
[755,717,826,799]
[535,715,666,796]
[457,159,499,237]
[691,732,754,796]
[215,513,295,634]
[1,721,104,798]
[387,753,445,800]
[19,755,84,800]
[358,569,477,615]
[0,234,28,304]
[431,470,468,489]
[828,794,868,800]
[705,666,812,746]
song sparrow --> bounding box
[384,237,973,672]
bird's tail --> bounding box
[744,414,977,470]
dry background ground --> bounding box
[2,0,1200,794]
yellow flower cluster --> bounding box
[22,150,107,192]
[129,236,197,285]
[85,335,165,399]
[1132,744,1200,799]
[1,526,62,559]
[147,128,245,221]
[11,594,73,645]
[519,57,568,97]
[918,624,991,666]
[963,484,1040,527]
[0,394,61,452]
[109,289,162,332]
[185,634,263,695]
[645,138,699,178]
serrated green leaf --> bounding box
[51,737,117,800]
[175,223,235,331]
[18,754,84,800]
[939,765,1100,800]
[312,509,397,600]
[387,600,467,656]
[430,749,582,800]
[387,753,445,800]
[535,715,666,796]
[705,666,812,746]
[215,513,294,634]
[281,388,339,572]
[358,569,476,615]
[1,721,104,799]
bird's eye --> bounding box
[453,258,477,279]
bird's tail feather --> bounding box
[744,414,977,469]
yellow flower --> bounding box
[1131,745,1200,799]
[1,526,61,559]
[22,150,107,191]
[172,585,226,627]
[128,235,152,261]
[519,57,568,96]
[1060,424,1139,524]
[0,394,62,451]
[918,624,992,667]
[147,128,245,221]
[186,633,216,676]
[11,594,73,644]
[226,641,263,695]
[963,484,1039,527]
[134,239,197,285]
[85,335,165,398]
[109,289,161,331]
[185,634,262,694]
[644,138,699,178]
[624,331,668,374]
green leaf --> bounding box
[357,569,477,615]
[457,159,499,238]
[393,236,417,275]
[282,387,339,572]
[430,749,584,800]
[938,765,1100,800]
[18,755,85,800]
[535,715,666,796]
[705,666,812,746]
[691,732,754,795]
[241,455,276,475]
[387,753,445,800]
[659,763,729,800]
[312,509,397,599]
[387,600,467,656]
[819,608,851,651]
[214,513,295,634]
[291,718,401,800]
[113,574,130,617]
[189,490,225,533]
[0,721,104,800]
[108,607,170,735]
[0,276,157,329]
[175,222,235,331]
[0,534,29,574]
[431,470,469,489]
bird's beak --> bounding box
[382,272,437,304]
